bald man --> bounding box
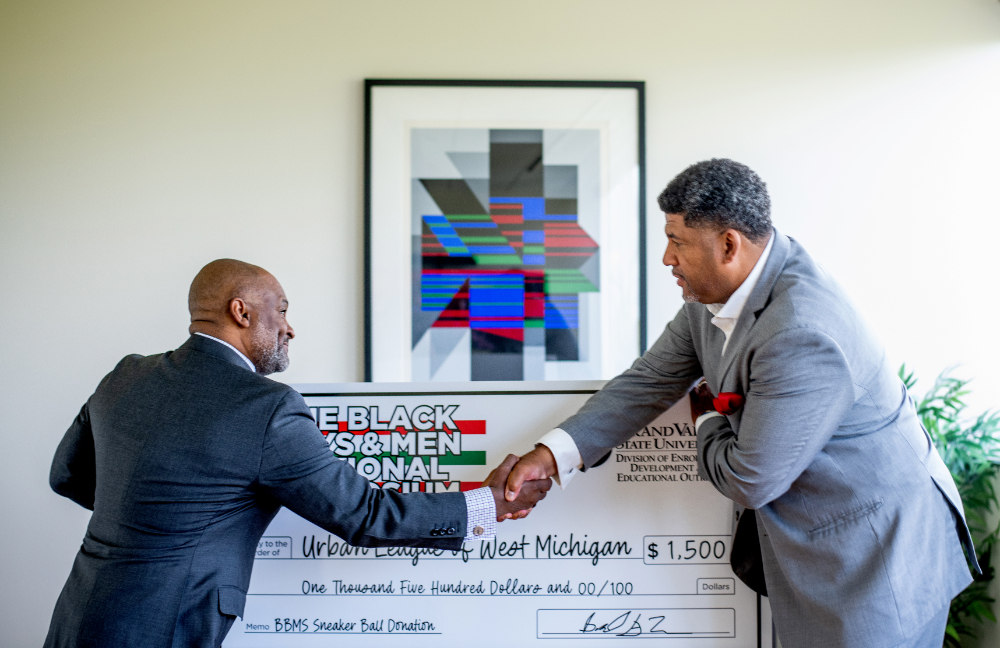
[45,259,550,648]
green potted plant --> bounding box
[900,366,1000,646]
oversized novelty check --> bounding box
[223,381,772,647]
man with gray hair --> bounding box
[45,259,550,647]
[504,159,976,647]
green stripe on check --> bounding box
[345,451,487,466]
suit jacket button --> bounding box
[473,526,484,536]
[430,529,438,536]
[447,527,456,534]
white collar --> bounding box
[193,332,256,372]
[706,232,775,320]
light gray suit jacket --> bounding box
[560,230,974,648]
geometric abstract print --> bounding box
[411,128,600,381]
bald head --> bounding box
[188,259,272,323]
[187,259,294,375]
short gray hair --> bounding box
[657,159,772,243]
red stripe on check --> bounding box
[321,420,486,435]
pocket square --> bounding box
[713,392,744,415]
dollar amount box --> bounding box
[642,535,730,565]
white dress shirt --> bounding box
[540,232,775,488]
[191,331,496,539]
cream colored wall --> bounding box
[2,1,999,645]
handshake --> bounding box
[484,446,561,523]
[483,380,722,522]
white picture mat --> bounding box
[370,85,641,382]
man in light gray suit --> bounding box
[505,159,976,647]
[46,259,550,648]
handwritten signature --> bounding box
[580,611,674,636]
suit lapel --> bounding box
[717,230,791,387]
[701,315,727,393]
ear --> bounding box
[721,229,742,264]
[228,298,252,329]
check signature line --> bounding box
[540,632,730,636]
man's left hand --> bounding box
[689,380,716,423]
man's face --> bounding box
[246,275,294,375]
[662,213,729,304]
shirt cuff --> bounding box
[695,411,724,431]
[537,428,584,489]
[463,487,496,541]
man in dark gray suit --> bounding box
[46,259,550,648]
[504,160,976,648]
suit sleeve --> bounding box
[560,305,704,468]
[256,391,467,550]
[697,326,854,510]
[50,401,97,510]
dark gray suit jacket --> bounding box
[46,335,467,648]
[559,231,975,648]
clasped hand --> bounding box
[485,454,553,523]
[490,445,559,522]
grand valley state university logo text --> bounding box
[308,405,485,493]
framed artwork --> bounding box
[365,79,646,382]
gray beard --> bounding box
[683,291,702,304]
[250,326,289,375]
